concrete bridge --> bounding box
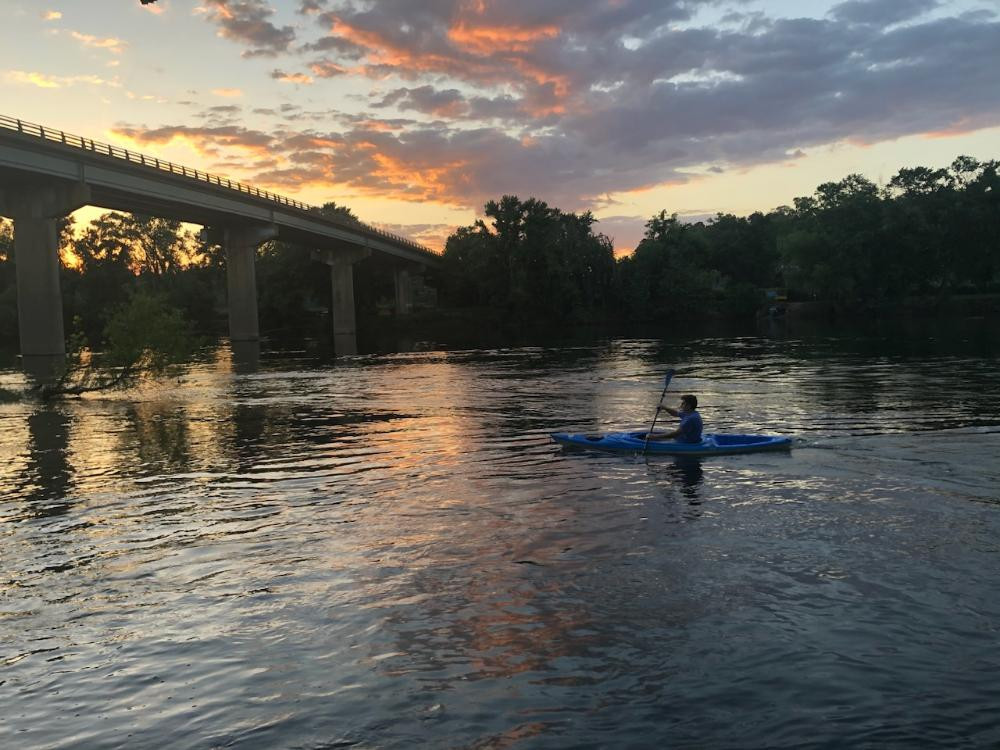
[0,114,440,372]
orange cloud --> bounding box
[212,87,243,97]
[369,152,473,201]
[42,10,62,21]
[70,31,127,54]
[245,132,478,208]
[295,135,344,149]
[310,60,347,78]
[110,126,277,167]
[325,16,570,110]
[355,119,406,132]
[922,118,986,139]
[3,70,120,89]
[447,21,560,54]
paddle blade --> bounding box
[664,369,675,388]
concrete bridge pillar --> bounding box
[0,182,90,379]
[222,224,277,342]
[394,268,413,316]
[313,246,370,356]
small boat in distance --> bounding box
[551,431,792,456]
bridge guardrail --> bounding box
[0,114,434,256]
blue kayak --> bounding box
[551,430,792,456]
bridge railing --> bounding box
[0,114,434,255]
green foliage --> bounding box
[255,241,331,334]
[0,155,996,357]
[615,211,773,320]
[72,212,199,274]
[310,202,360,224]
[102,291,196,374]
[60,211,219,342]
[442,156,998,322]
[40,291,198,399]
[441,195,615,320]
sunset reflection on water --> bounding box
[3,328,1000,748]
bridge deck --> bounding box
[0,114,438,266]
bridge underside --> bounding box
[0,156,432,375]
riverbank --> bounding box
[780,292,1000,320]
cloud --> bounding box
[295,1,698,112]
[271,69,314,84]
[298,0,327,13]
[196,104,243,123]
[70,31,128,55]
[42,11,62,21]
[309,59,348,78]
[372,86,469,118]
[588,214,648,254]
[199,0,295,57]
[372,221,454,249]
[111,123,276,161]
[299,35,366,59]
[211,87,243,97]
[117,3,1000,225]
[830,0,939,26]
[3,69,120,89]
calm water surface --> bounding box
[2,324,999,748]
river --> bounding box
[2,318,999,748]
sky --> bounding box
[2,0,999,253]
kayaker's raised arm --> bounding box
[650,395,703,443]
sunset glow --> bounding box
[2,0,997,251]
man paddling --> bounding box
[649,394,703,443]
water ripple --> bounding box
[2,332,1000,748]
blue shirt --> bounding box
[678,410,703,443]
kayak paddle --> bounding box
[642,369,675,453]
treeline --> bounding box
[0,212,220,345]
[441,196,616,317]
[0,156,997,347]
[441,156,999,320]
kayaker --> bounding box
[651,395,703,443]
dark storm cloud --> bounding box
[201,0,295,57]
